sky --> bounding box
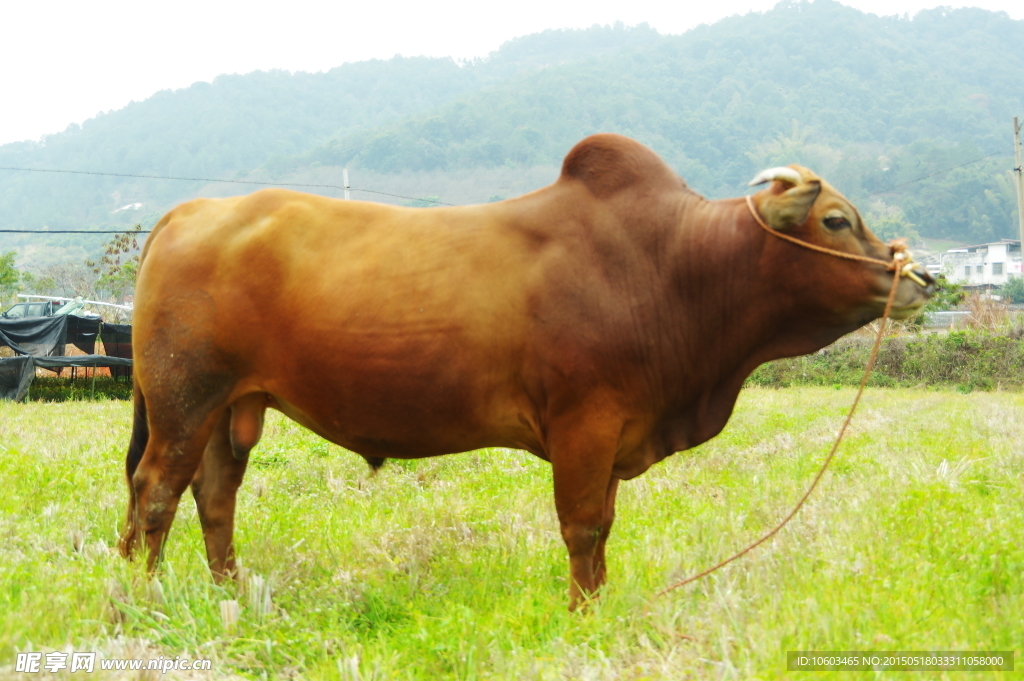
[1,0,1021,147]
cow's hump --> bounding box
[560,134,683,198]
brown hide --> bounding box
[120,134,931,608]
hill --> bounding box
[1,2,1022,272]
[0,23,657,267]
[286,1,1023,244]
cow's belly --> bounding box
[246,330,539,459]
[269,394,520,459]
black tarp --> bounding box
[33,355,133,369]
[66,316,102,354]
[0,354,134,401]
[102,323,132,345]
[100,323,133,379]
[0,317,134,400]
[0,316,67,357]
[0,316,116,357]
[0,356,35,401]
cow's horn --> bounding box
[748,167,802,188]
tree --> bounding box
[744,121,834,174]
[911,274,965,327]
[18,271,57,297]
[39,261,97,299]
[925,275,966,311]
[1000,276,1024,304]
[865,201,921,245]
[87,224,143,303]
[0,251,19,307]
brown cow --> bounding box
[119,134,932,609]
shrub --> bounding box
[747,330,1024,391]
[1001,276,1024,304]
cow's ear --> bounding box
[760,181,822,230]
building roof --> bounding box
[946,239,1021,253]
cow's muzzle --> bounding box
[890,249,935,295]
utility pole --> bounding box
[343,168,351,201]
[1014,117,1024,247]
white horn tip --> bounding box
[748,167,803,187]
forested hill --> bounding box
[0,24,657,256]
[1,1,1023,266]
[0,23,658,182]
[290,1,1024,244]
[298,1,1022,186]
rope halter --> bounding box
[645,192,934,607]
[744,194,929,287]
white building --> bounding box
[940,239,1022,287]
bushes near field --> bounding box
[748,330,1024,392]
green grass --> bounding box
[24,376,134,402]
[1,389,1021,679]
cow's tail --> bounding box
[118,379,149,558]
[118,209,170,559]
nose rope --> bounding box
[646,196,914,610]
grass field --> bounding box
[1,388,1022,679]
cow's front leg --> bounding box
[592,476,620,588]
[549,415,620,611]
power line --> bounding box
[352,187,453,205]
[0,165,455,206]
[0,229,151,234]
[0,152,1012,235]
[855,152,1006,201]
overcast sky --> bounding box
[1,0,1020,147]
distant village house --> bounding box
[938,239,1022,287]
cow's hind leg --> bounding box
[131,413,224,571]
[125,376,233,570]
[121,293,237,570]
[190,394,265,580]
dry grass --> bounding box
[964,293,1011,332]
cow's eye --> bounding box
[823,216,851,230]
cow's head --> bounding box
[748,165,934,325]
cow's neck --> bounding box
[657,194,859,455]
